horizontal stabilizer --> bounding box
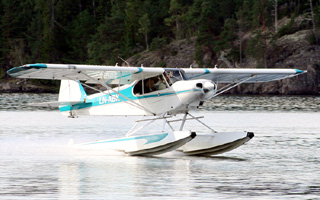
[28,100,86,107]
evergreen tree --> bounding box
[216,18,238,50]
[124,0,141,51]
[33,0,56,62]
[246,30,268,68]
[215,18,239,65]
[67,10,95,63]
[164,0,184,40]
[240,0,253,31]
[196,0,221,46]
[195,0,222,66]
[0,0,26,68]
[88,1,126,64]
[138,13,151,51]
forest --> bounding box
[1,0,320,81]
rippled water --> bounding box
[0,93,320,199]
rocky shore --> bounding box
[0,78,59,93]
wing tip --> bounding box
[7,63,48,77]
[7,66,26,77]
[295,69,307,74]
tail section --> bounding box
[59,80,87,103]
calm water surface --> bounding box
[0,93,319,199]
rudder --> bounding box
[58,80,87,102]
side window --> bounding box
[133,75,169,95]
[154,75,168,90]
[144,78,157,93]
[133,80,143,95]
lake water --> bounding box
[0,93,319,199]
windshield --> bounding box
[164,69,187,84]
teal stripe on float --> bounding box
[84,133,168,145]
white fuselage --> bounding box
[59,79,216,116]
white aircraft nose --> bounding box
[202,81,216,93]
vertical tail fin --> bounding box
[58,80,87,102]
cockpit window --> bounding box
[164,69,187,84]
[133,75,169,95]
[133,70,187,95]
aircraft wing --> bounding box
[183,68,306,83]
[7,63,164,84]
[8,64,306,84]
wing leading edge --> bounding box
[183,68,306,83]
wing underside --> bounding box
[183,68,306,83]
[7,63,164,85]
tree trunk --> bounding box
[51,0,55,30]
[275,0,278,33]
[309,0,318,42]
[262,0,267,68]
[145,33,149,51]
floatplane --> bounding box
[7,64,306,156]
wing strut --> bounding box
[210,75,257,99]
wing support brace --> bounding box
[210,74,257,99]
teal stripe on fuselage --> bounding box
[59,86,201,112]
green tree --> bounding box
[215,18,239,64]
[0,0,35,71]
[252,0,263,29]
[88,1,126,64]
[246,30,268,68]
[195,0,222,66]
[138,13,151,51]
[64,10,95,63]
[215,18,238,51]
[239,0,253,31]
[124,0,140,51]
[164,0,184,40]
[30,0,56,62]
